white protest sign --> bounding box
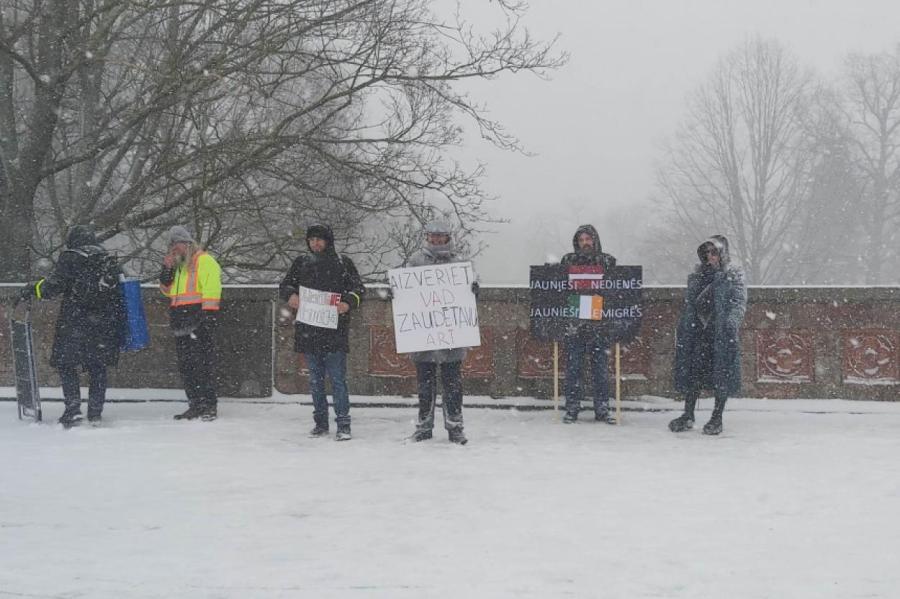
[296,286,341,329]
[388,261,480,354]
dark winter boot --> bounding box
[335,423,352,442]
[563,409,579,424]
[703,396,727,435]
[448,428,468,445]
[411,428,433,442]
[199,405,217,422]
[86,403,103,424]
[59,404,83,428]
[309,423,330,437]
[595,405,617,425]
[669,393,698,433]
[174,406,202,420]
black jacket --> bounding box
[279,227,366,353]
[32,226,125,368]
[560,224,617,341]
[560,224,617,269]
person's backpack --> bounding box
[68,250,121,309]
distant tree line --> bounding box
[646,37,900,285]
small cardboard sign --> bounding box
[296,286,341,329]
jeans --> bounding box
[564,335,610,416]
[305,352,350,426]
[415,361,464,432]
[58,362,107,417]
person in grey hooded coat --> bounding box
[403,221,479,444]
[669,235,747,435]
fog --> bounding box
[462,0,900,284]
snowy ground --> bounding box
[2,398,900,599]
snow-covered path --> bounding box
[2,399,899,598]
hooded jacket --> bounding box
[673,235,747,395]
[29,225,125,368]
[403,223,477,364]
[560,224,617,340]
[560,224,617,269]
[279,225,366,354]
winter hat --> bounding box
[424,221,452,235]
[423,220,455,259]
[697,235,731,267]
[305,224,335,251]
[66,224,98,249]
[167,225,194,246]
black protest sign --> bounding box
[529,264,643,343]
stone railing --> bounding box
[2,285,897,400]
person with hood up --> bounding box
[20,225,125,426]
[403,221,479,445]
[159,225,222,421]
[560,224,617,424]
[669,235,747,435]
[279,224,365,441]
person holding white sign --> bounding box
[279,225,365,441]
[398,221,479,445]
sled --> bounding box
[8,299,42,422]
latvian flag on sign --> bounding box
[568,265,604,290]
[568,294,604,320]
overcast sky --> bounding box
[459,0,900,284]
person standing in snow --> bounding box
[279,225,365,441]
[560,224,617,424]
[669,235,747,435]
[403,221,478,445]
[159,225,222,421]
[20,225,125,426]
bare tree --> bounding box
[841,48,900,283]
[0,0,565,281]
[651,38,816,284]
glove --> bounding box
[471,281,480,297]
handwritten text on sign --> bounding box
[296,286,341,329]
[388,262,480,353]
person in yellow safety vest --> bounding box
[159,225,222,421]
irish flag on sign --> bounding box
[568,265,604,290]
[568,294,604,320]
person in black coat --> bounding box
[560,224,618,424]
[669,235,747,435]
[21,225,124,426]
[279,225,365,440]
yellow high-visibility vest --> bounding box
[160,251,222,311]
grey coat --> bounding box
[673,237,747,396]
[404,246,476,364]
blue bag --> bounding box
[120,279,150,351]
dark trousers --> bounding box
[175,323,218,410]
[564,334,610,416]
[58,362,107,416]
[415,361,464,432]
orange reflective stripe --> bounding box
[202,300,221,310]
[171,298,202,307]
[186,252,204,294]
